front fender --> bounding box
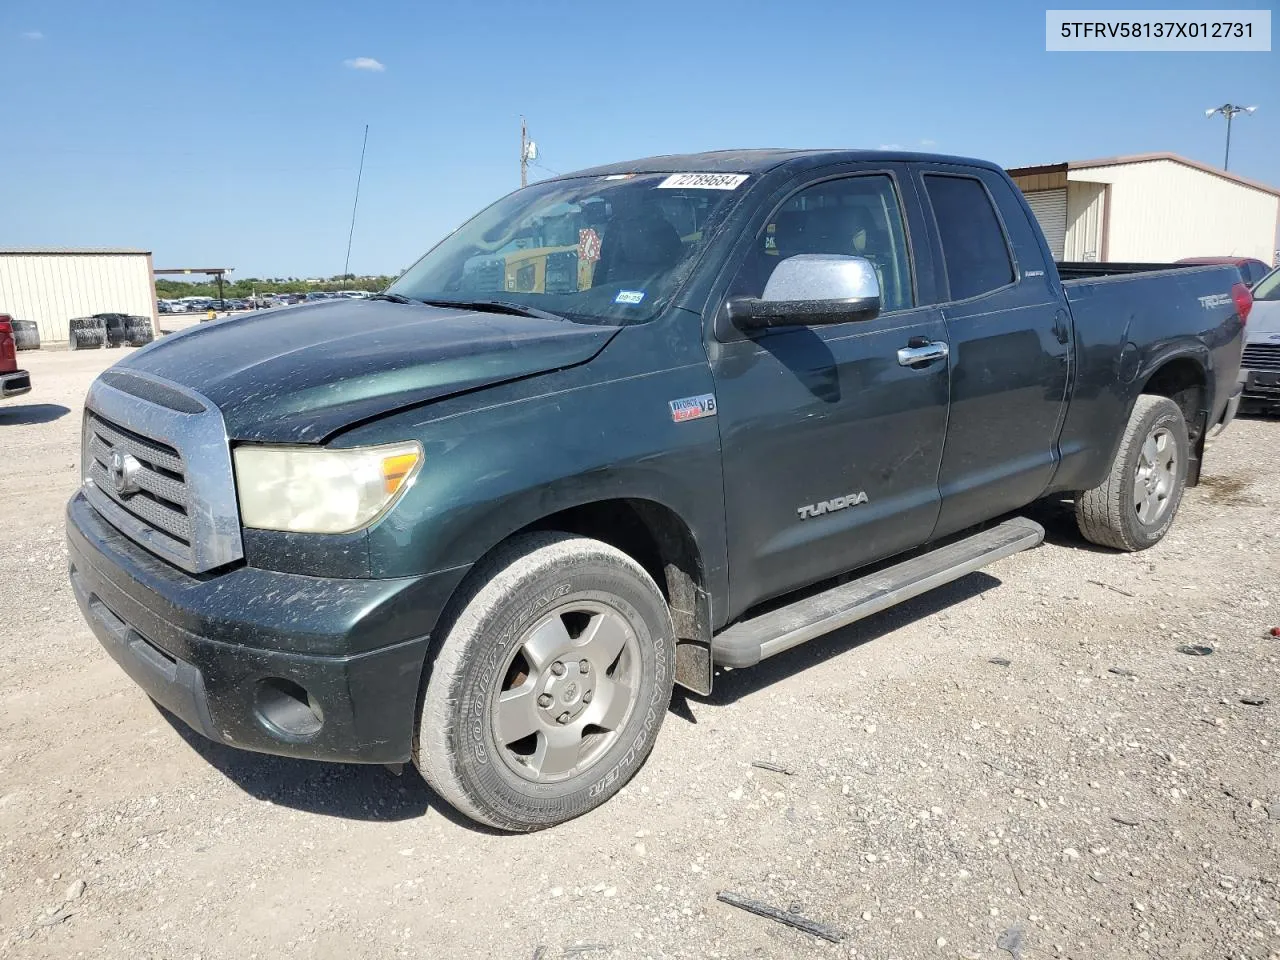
[355,358,729,616]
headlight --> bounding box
[233,441,422,534]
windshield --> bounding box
[1254,265,1280,301]
[387,173,749,324]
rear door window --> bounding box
[923,175,1015,301]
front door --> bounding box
[709,170,951,620]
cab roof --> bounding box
[563,148,1004,180]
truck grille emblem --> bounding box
[109,450,143,497]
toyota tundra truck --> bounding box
[66,149,1249,831]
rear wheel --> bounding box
[1075,394,1189,551]
[414,533,674,831]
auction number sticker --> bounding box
[657,173,749,190]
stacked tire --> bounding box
[68,317,106,351]
[125,315,155,347]
[10,320,40,351]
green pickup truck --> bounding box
[67,149,1248,830]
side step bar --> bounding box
[711,517,1045,669]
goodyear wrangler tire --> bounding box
[414,532,675,831]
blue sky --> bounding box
[3,0,1277,278]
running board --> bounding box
[711,517,1045,669]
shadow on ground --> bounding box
[673,569,1004,718]
[0,403,71,425]
[155,704,500,832]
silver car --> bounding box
[1240,265,1280,409]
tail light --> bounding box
[1231,282,1253,324]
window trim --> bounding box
[729,168,921,318]
[919,170,1020,306]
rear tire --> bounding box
[1075,394,1189,551]
[414,532,674,831]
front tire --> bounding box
[1075,394,1189,551]
[414,533,675,831]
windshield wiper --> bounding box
[370,292,418,304]
[417,298,566,322]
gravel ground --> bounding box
[2,347,1278,960]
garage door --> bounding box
[1024,189,1067,261]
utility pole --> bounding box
[520,116,538,187]
[1205,103,1257,170]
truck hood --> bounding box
[1245,299,1280,340]
[115,300,618,442]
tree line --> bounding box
[155,274,398,299]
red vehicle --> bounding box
[0,314,32,398]
[1176,256,1273,287]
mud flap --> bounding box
[674,638,712,696]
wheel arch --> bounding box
[1136,351,1210,485]
[431,495,714,696]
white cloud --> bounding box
[878,143,904,150]
[21,30,43,40]
[343,57,385,72]
[919,138,938,148]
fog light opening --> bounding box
[254,677,324,738]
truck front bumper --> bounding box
[1,369,31,398]
[1240,368,1280,402]
[67,492,466,764]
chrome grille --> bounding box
[1242,343,1280,372]
[86,412,192,545]
[81,373,244,574]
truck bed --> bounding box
[1057,261,1200,281]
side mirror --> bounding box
[725,254,882,331]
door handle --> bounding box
[1052,310,1070,345]
[897,341,949,367]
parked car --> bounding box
[0,315,32,398]
[93,313,155,348]
[1239,263,1280,410]
[1176,256,1273,287]
[10,318,40,351]
[66,148,1248,831]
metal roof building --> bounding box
[0,248,159,345]
[1007,153,1280,266]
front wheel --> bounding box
[1075,394,1190,551]
[415,533,675,831]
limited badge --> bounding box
[669,394,716,423]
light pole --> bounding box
[1205,103,1257,170]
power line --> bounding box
[342,124,370,286]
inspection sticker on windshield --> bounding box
[615,290,645,305]
[669,393,717,423]
[657,173,749,190]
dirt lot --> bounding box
[2,347,1278,960]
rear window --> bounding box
[924,175,1015,301]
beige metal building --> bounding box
[0,248,159,345]
[1007,153,1280,265]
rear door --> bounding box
[709,166,951,619]
[912,165,1071,539]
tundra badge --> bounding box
[798,491,868,519]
